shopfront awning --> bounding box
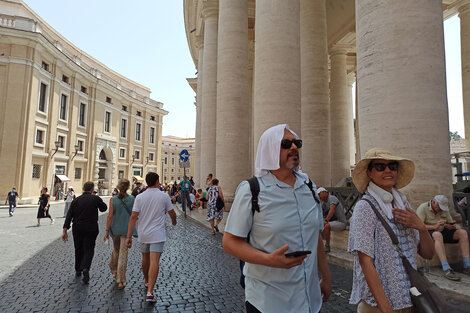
[56,175,71,182]
[133,176,144,183]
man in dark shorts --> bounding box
[417,195,470,281]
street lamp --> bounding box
[130,153,136,165]
[50,140,60,159]
[145,156,149,165]
[71,144,80,160]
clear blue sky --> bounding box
[23,1,465,138]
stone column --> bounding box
[216,0,249,204]
[300,0,331,186]
[347,73,356,166]
[253,0,301,146]
[329,45,351,185]
[459,2,470,148]
[200,0,218,180]
[356,0,452,205]
[194,36,204,187]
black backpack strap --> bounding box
[247,176,260,214]
[305,180,320,204]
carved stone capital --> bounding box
[201,0,219,20]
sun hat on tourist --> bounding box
[317,187,328,195]
[433,195,450,211]
[352,148,415,193]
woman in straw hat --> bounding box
[348,148,434,313]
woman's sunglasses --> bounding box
[281,139,302,149]
[368,161,399,172]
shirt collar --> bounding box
[263,171,305,189]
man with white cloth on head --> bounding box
[223,124,331,313]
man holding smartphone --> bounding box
[416,195,470,281]
[223,124,331,313]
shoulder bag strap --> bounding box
[305,180,320,204]
[118,196,132,216]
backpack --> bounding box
[239,176,320,289]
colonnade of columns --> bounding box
[191,0,460,206]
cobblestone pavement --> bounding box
[0,206,469,312]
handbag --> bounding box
[215,188,224,211]
[362,198,447,313]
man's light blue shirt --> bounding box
[225,172,324,313]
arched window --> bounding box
[99,150,107,160]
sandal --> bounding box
[143,279,148,288]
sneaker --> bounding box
[9,212,13,217]
[51,219,55,225]
[82,269,90,284]
[146,294,157,303]
[325,245,331,253]
[443,269,460,281]
[36,223,40,227]
[463,267,470,276]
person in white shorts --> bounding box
[126,172,177,303]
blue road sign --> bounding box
[179,149,189,162]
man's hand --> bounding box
[126,238,132,248]
[267,244,308,269]
[434,220,445,230]
[444,221,456,230]
[62,229,68,243]
[320,277,332,302]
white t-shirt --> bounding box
[132,188,174,244]
[189,193,196,203]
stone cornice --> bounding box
[458,0,470,15]
[329,44,350,56]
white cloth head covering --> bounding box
[254,124,309,181]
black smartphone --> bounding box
[285,250,311,258]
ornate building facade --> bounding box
[184,0,467,208]
[0,0,168,202]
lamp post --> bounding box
[50,140,60,199]
[71,144,80,160]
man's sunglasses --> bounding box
[281,139,302,149]
[368,161,399,172]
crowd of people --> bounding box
[4,123,470,312]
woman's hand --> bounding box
[104,231,109,242]
[392,207,426,231]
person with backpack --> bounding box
[223,124,331,313]
[104,179,136,289]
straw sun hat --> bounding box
[352,148,415,193]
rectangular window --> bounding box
[122,105,127,112]
[57,135,65,149]
[36,129,44,144]
[150,116,155,121]
[120,119,127,138]
[118,170,124,179]
[38,82,47,112]
[62,75,69,84]
[148,152,154,161]
[172,158,175,165]
[106,96,112,103]
[134,150,140,160]
[98,168,106,179]
[81,86,88,94]
[79,103,86,127]
[59,94,68,120]
[74,168,82,179]
[164,157,167,165]
[41,61,49,71]
[149,127,155,144]
[32,164,41,178]
[104,111,111,133]
[55,165,66,175]
[136,111,142,117]
[119,148,126,158]
[135,123,141,141]
[77,140,84,152]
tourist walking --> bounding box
[348,148,434,313]
[126,172,177,303]
[62,181,107,284]
[37,187,54,226]
[206,178,224,235]
[63,186,75,218]
[104,179,136,289]
[5,186,19,217]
